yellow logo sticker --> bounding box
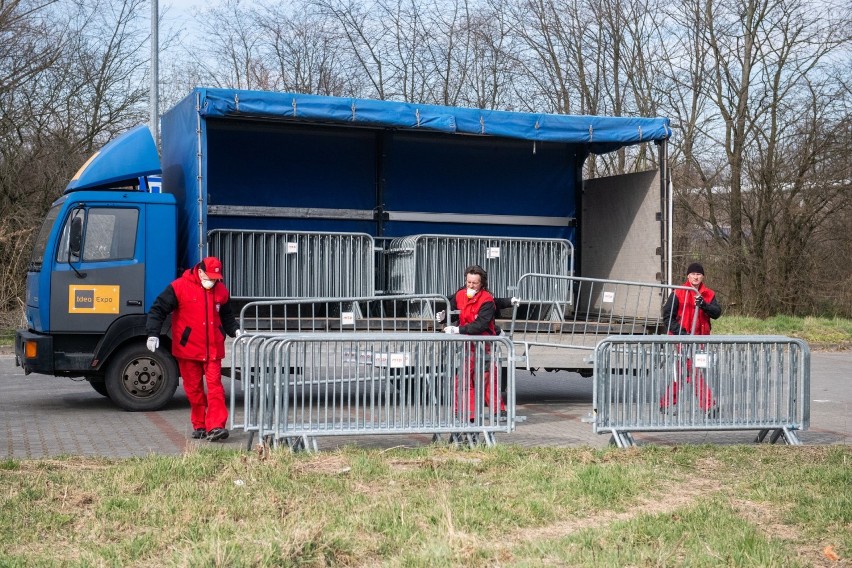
[68,285,120,314]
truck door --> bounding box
[49,205,145,333]
[581,169,664,283]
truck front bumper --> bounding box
[15,329,54,375]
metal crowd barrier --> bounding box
[507,274,697,371]
[384,234,573,299]
[229,333,517,451]
[593,335,810,447]
[238,294,452,333]
[373,236,395,294]
[208,229,375,299]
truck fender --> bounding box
[91,314,173,370]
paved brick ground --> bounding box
[1,350,849,458]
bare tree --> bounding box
[418,0,472,106]
[462,0,518,109]
[255,2,350,95]
[191,0,272,90]
[0,0,150,313]
[664,0,851,314]
[310,0,391,99]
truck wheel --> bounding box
[105,343,179,411]
[88,379,110,397]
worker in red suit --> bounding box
[438,265,515,422]
[659,262,722,416]
[146,256,241,441]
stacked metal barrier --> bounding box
[229,333,516,451]
[238,294,452,334]
[373,236,395,294]
[593,335,810,447]
[208,229,375,299]
[384,234,573,299]
[507,274,697,370]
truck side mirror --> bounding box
[69,216,83,258]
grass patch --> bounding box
[0,445,849,566]
[0,328,13,347]
[714,316,852,348]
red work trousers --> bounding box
[177,358,228,431]
[659,348,715,411]
[454,358,505,421]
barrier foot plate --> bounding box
[281,435,318,453]
[609,430,635,448]
[447,432,496,448]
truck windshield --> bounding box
[28,204,62,272]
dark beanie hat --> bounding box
[686,262,705,275]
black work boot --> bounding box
[191,428,206,439]
[207,428,229,442]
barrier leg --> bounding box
[609,430,635,448]
[782,428,802,445]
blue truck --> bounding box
[15,88,673,411]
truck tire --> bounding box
[88,379,110,397]
[105,343,179,411]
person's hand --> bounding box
[146,337,159,352]
[694,295,706,309]
[235,329,245,338]
[436,310,446,323]
[443,326,459,334]
[511,297,521,307]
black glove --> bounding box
[694,295,706,309]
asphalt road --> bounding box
[1,350,849,459]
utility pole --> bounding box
[150,0,159,146]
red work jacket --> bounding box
[170,268,231,361]
[455,288,497,336]
[673,283,717,336]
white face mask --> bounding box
[201,278,215,290]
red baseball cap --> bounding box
[200,256,224,280]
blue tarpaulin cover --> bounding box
[197,88,671,151]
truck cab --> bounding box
[16,126,181,411]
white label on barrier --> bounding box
[602,291,615,303]
[486,247,501,259]
[374,353,410,367]
[286,242,298,254]
[343,351,369,365]
[694,352,709,368]
[341,312,355,326]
